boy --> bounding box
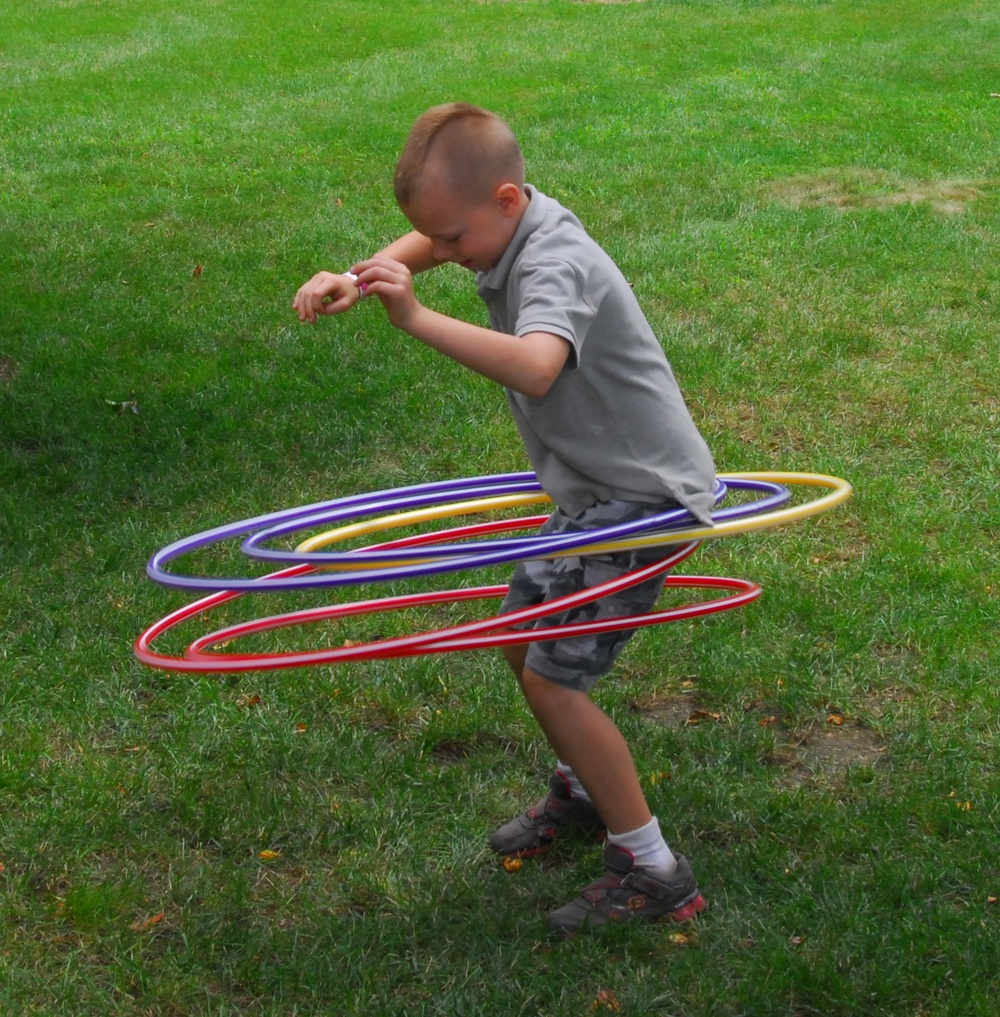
[293,103,716,934]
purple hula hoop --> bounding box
[145,473,790,593]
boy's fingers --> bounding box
[294,269,375,323]
[295,294,317,322]
[356,263,409,290]
[353,255,407,278]
[294,274,341,321]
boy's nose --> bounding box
[431,239,453,262]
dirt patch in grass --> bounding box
[426,731,515,763]
[792,720,886,773]
[770,169,985,214]
[637,693,887,783]
[634,690,708,730]
[0,355,17,384]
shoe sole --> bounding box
[547,891,707,936]
[492,825,606,860]
[669,893,706,923]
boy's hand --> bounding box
[293,271,363,323]
[352,255,422,332]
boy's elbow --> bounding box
[513,333,570,398]
[521,380,550,399]
[520,365,560,399]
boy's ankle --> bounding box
[554,761,592,803]
[606,816,677,879]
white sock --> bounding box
[555,760,592,803]
[606,816,677,879]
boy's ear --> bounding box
[495,181,523,216]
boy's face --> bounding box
[402,182,524,274]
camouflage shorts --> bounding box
[497,498,683,691]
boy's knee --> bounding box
[501,644,527,678]
[518,665,580,709]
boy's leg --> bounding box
[516,661,704,934]
[516,665,650,836]
[491,499,705,930]
[490,499,680,858]
[489,644,604,856]
[500,646,674,863]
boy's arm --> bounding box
[375,230,441,274]
[354,254,570,398]
[293,231,441,323]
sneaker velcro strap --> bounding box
[619,870,670,896]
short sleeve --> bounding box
[513,258,597,369]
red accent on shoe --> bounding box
[669,894,706,923]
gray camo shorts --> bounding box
[497,497,684,691]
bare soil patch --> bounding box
[638,695,705,730]
[793,720,886,773]
[770,169,984,214]
[637,693,887,783]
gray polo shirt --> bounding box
[476,186,716,524]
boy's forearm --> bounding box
[372,231,442,275]
[349,251,569,396]
[404,306,569,399]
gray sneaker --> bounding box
[489,772,604,858]
[546,844,705,934]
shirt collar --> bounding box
[476,185,546,293]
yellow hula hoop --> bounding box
[294,491,551,565]
[577,471,853,554]
[294,472,852,568]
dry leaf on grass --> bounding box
[130,912,165,932]
[686,709,723,725]
[593,988,621,1011]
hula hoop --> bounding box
[575,472,853,554]
[135,471,852,674]
[146,475,796,593]
[146,473,543,591]
[274,480,783,565]
[136,539,760,673]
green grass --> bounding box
[2,0,999,1013]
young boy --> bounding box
[293,103,716,934]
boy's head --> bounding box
[394,103,528,272]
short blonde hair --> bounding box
[394,103,525,208]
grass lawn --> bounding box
[2,0,999,1014]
